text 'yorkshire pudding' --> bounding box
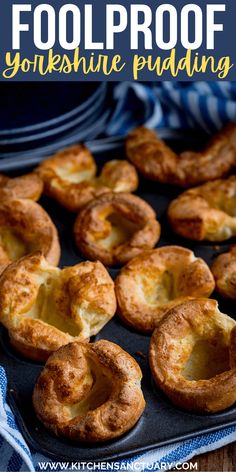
[0,198,60,274]
[212,246,236,299]
[74,192,161,266]
[115,246,215,333]
[37,144,139,212]
[0,172,43,201]
[149,298,236,413]
[0,253,116,361]
[126,123,236,187]
[33,340,145,442]
[168,176,236,242]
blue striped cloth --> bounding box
[1,81,236,471]
[106,81,236,136]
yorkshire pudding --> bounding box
[74,192,161,266]
[0,198,60,274]
[126,123,236,187]
[0,253,116,361]
[0,172,43,201]
[149,298,236,413]
[211,246,236,299]
[168,176,236,242]
[37,144,139,212]
[115,246,215,333]
[33,340,145,441]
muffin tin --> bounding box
[0,131,236,462]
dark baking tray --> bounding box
[0,131,236,462]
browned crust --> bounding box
[126,123,236,187]
[33,340,145,442]
[211,246,236,299]
[0,173,43,201]
[168,176,236,242]
[0,198,60,273]
[115,246,215,333]
[74,192,161,266]
[98,160,139,193]
[9,329,53,362]
[37,145,138,212]
[149,298,236,413]
[0,253,116,361]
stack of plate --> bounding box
[0,82,110,164]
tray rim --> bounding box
[6,388,236,463]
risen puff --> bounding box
[126,123,236,187]
[36,144,139,212]
[74,192,161,266]
[168,176,236,242]
[0,252,116,361]
[0,198,60,274]
[211,246,236,299]
[33,340,145,442]
[149,298,236,413]
[115,246,215,333]
[0,172,43,201]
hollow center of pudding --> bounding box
[182,339,230,381]
[200,190,236,217]
[24,272,82,337]
[0,228,28,261]
[68,361,112,418]
[213,200,236,217]
[98,212,142,249]
[55,164,94,184]
[137,270,175,305]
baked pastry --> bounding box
[36,144,139,212]
[0,252,116,361]
[33,340,145,441]
[211,246,236,299]
[74,192,161,266]
[126,123,236,187]
[168,176,236,241]
[0,172,43,201]
[0,198,60,274]
[115,246,215,333]
[149,298,236,413]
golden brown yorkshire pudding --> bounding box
[0,172,43,201]
[37,144,138,212]
[74,192,161,266]
[168,176,236,242]
[149,298,236,413]
[211,246,236,299]
[126,123,236,187]
[0,198,60,274]
[115,246,215,333]
[33,340,145,442]
[0,253,116,361]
